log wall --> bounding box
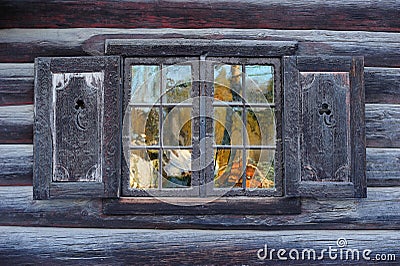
[0,1,399,233]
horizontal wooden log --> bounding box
[0,145,32,186]
[0,226,399,265]
[1,103,398,147]
[367,148,400,187]
[366,105,400,148]
[0,105,33,144]
[1,63,399,106]
[365,68,400,104]
[1,29,400,67]
[1,0,399,32]
[0,64,34,106]
[0,186,399,230]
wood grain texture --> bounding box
[0,64,34,106]
[366,104,400,148]
[365,68,400,104]
[1,29,400,67]
[0,145,32,186]
[0,105,33,144]
[1,0,399,31]
[0,226,399,265]
[0,186,399,229]
[367,148,400,187]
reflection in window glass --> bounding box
[214,107,243,146]
[162,107,192,147]
[129,150,158,189]
[130,107,159,146]
[163,65,192,103]
[246,65,274,103]
[246,107,275,146]
[214,64,243,102]
[246,149,275,189]
[131,65,160,103]
[214,149,243,188]
[162,149,192,188]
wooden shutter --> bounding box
[33,56,121,199]
[284,56,366,198]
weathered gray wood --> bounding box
[0,145,32,186]
[367,148,400,187]
[365,67,400,104]
[0,105,33,144]
[1,0,400,32]
[34,56,122,199]
[0,63,34,106]
[0,226,399,265]
[284,56,366,198]
[366,104,400,148]
[103,197,301,215]
[0,186,399,230]
[1,29,400,67]
[106,39,298,57]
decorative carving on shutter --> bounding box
[34,56,121,199]
[284,56,366,198]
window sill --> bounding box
[103,196,301,215]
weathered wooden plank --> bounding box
[0,105,33,144]
[367,148,400,187]
[1,0,399,31]
[365,68,400,104]
[106,39,298,57]
[1,29,400,67]
[0,64,34,106]
[366,104,400,148]
[0,145,32,186]
[0,226,399,265]
[0,186,399,230]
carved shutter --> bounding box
[34,56,121,199]
[284,56,366,198]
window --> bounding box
[122,57,282,198]
[33,39,366,215]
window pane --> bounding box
[162,107,192,147]
[130,107,159,146]
[246,107,275,146]
[246,65,274,103]
[214,106,243,146]
[246,149,275,189]
[162,149,192,188]
[129,150,159,189]
[163,65,192,103]
[214,149,243,188]
[131,65,160,103]
[214,64,243,102]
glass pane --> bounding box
[162,149,192,188]
[214,64,243,102]
[129,149,159,189]
[130,107,159,146]
[214,106,243,146]
[131,65,160,104]
[246,65,274,103]
[246,149,275,189]
[246,107,275,146]
[163,65,192,103]
[162,107,192,146]
[214,149,243,188]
